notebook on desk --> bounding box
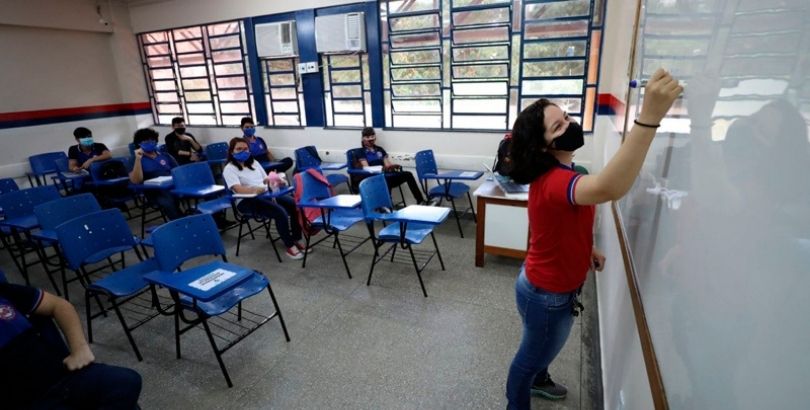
[482,163,529,199]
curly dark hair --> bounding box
[508,99,560,184]
[132,128,159,147]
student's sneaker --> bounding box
[285,246,304,260]
[295,242,312,254]
[530,374,567,400]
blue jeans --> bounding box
[236,195,301,248]
[506,269,576,410]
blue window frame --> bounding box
[138,20,254,126]
[379,0,605,132]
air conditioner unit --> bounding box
[315,12,366,54]
[255,21,298,57]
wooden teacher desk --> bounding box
[473,180,529,267]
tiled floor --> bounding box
[1,210,601,409]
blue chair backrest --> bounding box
[0,178,19,195]
[300,170,331,202]
[358,174,392,220]
[295,146,322,171]
[172,162,215,189]
[29,152,68,178]
[205,142,229,161]
[54,157,70,173]
[0,185,60,220]
[346,148,365,171]
[55,209,137,270]
[414,150,438,180]
[34,193,101,231]
[150,213,226,272]
[89,158,129,183]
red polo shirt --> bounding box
[524,164,595,293]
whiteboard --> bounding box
[618,0,810,409]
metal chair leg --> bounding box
[450,197,463,237]
[111,297,143,361]
[408,245,428,297]
[431,232,445,270]
[267,285,291,342]
[201,317,233,388]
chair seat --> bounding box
[326,174,349,187]
[378,222,434,244]
[197,197,231,215]
[179,273,268,316]
[85,245,135,265]
[311,208,364,231]
[428,182,470,199]
[32,229,58,244]
[88,259,160,297]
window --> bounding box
[262,57,306,126]
[380,0,604,131]
[322,53,372,127]
[138,21,254,126]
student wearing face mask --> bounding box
[239,117,293,173]
[68,127,111,172]
[164,117,203,165]
[129,128,182,220]
[504,69,682,410]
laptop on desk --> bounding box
[482,163,529,199]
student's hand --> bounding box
[638,68,683,126]
[590,247,606,272]
[63,344,95,371]
[80,158,94,170]
[190,151,199,162]
[254,185,267,194]
[134,148,144,159]
[384,164,401,172]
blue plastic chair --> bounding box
[0,178,19,195]
[346,148,406,206]
[88,158,136,216]
[55,209,159,361]
[297,170,368,278]
[358,175,446,297]
[295,146,349,191]
[0,185,61,284]
[32,193,102,297]
[28,152,68,186]
[414,150,476,237]
[205,142,228,163]
[150,214,290,387]
[171,162,226,210]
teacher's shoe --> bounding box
[531,374,567,400]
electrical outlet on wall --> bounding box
[305,62,318,73]
[298,63,308,75]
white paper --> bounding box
[144,176,172,185]
[363,165,383,173]
[188,268,237,291]
[459,171,477,177]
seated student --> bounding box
[239,117,293,173]
[129,128,182,220]
[68,127,111,172]
[164,117,204,165]
[0,281,142,409]
[222,137,306,260]
[355,127,433,205]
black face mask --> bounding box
[551,121,584,152]
[175,127,186,135]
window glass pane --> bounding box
[453,64,508,79]
[452,82,508,96]
[220,102,250,114]
[452,8,509,27]
[331,69,361,83]
[142,32,167,43]
[156,103,182,114]
[185,91,211,101]
[186,103,214,114]
[209,35,240,50]
[393,83,441,97]
[214,63,244,76]
[524,20,588,40]
[188,115,216,125]
[274,115,301,126]
[453,45,509,62]
[523,40,586,58]
[173,27,202,40]
[179,66,208,78]
[453,26,510,45]
[219,89,248,101]
[333,85,363,98]
[525,0,590,20]
[521,79,583,95]
[391,49,441,65]
[174,40,203,53]
[182,78,210,90]
[452,115,506,129]
[217,76,246,89]
[151,68,175,79]
[521,97,582,113]
[271,88,297,99]
[523,61,585,77]
[212,50,242,63]
[454,99,508,113]
[329,55,360,68]
[147,56,172,68]
[177,53,205,66]
[334,100,364,113]
[208,22,240,35]
[392,66,442,81]
[334,114,365,127]
[272,101,299,113]
[145,44,170,56]
[390,14,440,31]
[393,100,442,113]
[154,92,178,103]
[153,80,177,91]
[270,74,295,86]
[391,32,441,48]
[387,0,440,13]
[453,0,510,6]
[393,115,442,128]
[269,60,295,71]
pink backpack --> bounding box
[293,168,334,236]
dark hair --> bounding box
[361,127,375,137]
[227,137,254,171]
[171,117,185,126]
[508,99,559,184]
[240,117,255,128]
[133,128,160,147]
[73,127,91,139]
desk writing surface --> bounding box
[0,215,39,230]
[172,185,226,197]
[389,205,450,224]
[320,162,348,171]
[427,170,484,180]
[302,195,361,209]
[616,0,810,407]
[473,180,528,203]
[144,261,254,302]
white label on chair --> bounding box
[459,171,477,177]
[188,268,237,291]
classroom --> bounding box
[0,0,806,409]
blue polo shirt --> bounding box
[140,152,178,180]
[247,136,268,158]
[364,146,387,166]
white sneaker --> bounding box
[285,247,304,260]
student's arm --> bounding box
[223,166,266,195]
[573,69,682,205]
[129,149,145,184]
[33,291,95,371]
[68,159,80,172]
[81,148,112,169]
[183,134,202,151]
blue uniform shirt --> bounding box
[140,152,178,180]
